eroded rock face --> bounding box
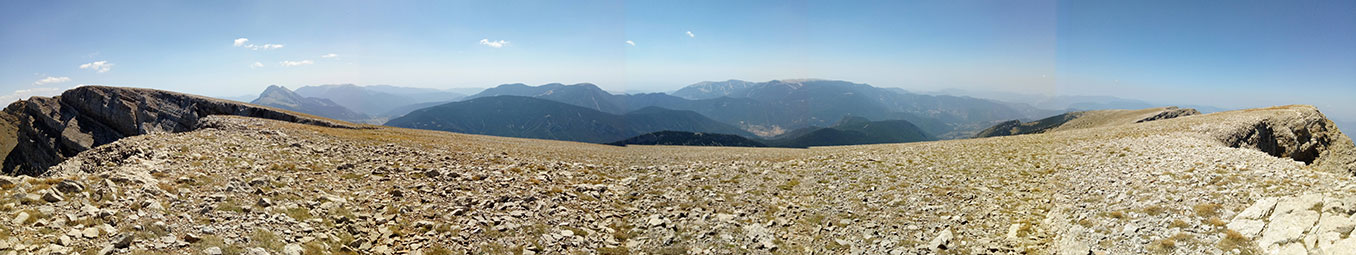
[1215,106,1356,174]
[1227,195,1356,254]
[0,86,361,176]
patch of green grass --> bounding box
[191,235,244,255]
[249,228,284,251]
[777,178,800,191]
[283,207,312,221]
[216,200,245,213]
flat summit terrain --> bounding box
[1,88,1355,254]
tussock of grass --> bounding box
[1218,229,1260,255]
[1193,203,1222,218]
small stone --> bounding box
[55,180,85,193]
[415,220,435,229]
[257,198,274,207]
[283,243,304,255]
[183,233,202,243]
[1007,224,1022,239]
[11,212,29,225]
[204,247,224,255]
[83,227,100,238]
[97,245,115,255]
[647,215,665,227]
[42,190,64,203]
[247,247,272,255]
[113,233,134,248]
[928,229,953,250]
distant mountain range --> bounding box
[294,84,466,117]
[464,79,1057,139]
[608,131,768,147]
[250,85,369,122]
[768,116,933,147]
[384,96,754,143]
[609,116,933,148]
[243,78,1253,148]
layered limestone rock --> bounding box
[1227,195,1356,254]
[0,86,362,176]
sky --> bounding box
[1,0,1353,121]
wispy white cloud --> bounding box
[250,62,264,68]
[321,53,338,58]
[686,31,695,38]
[33,76,71,86]
[626,40,636,46]
[279,60,314,67]
[479,39,509,48]
[1,87,65,103]
[79,61,114,73]
[233,37,284,50]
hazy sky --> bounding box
[1,0,1353,121]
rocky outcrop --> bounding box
[1227,195,1356,254]
[1214,105,1356,174]
[1135,106,1200,123]
[974,112,1085,138]
[0,86,362,176]
[977,106,1202,139]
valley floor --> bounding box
[2,105,1355,254]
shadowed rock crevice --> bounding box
[1,86,364,176]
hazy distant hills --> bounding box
[610,116,933,148]
[294,84,466,117]
[384,96,754,143]
[463,79,1053,139]
[467,83,625,114]
[608,131,768,147]
[670,79,760,100]
[250,85,369,122]
[769,116,933,147]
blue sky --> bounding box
[1,0,1354,121]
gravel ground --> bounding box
[1,105,1353,254]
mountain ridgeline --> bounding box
[975,107,1202,138]
[462,80,1057,139]
[607,131,769,147]
[293,84,465,117]
[250,85,369,122]
[384,96,754,143]
[608,116,933,148]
